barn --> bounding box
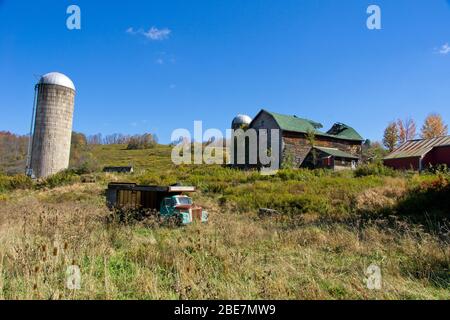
[232,109,364,170]
[384,136,450,171]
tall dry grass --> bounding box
[0,182,448,300]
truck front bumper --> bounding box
[180,210,208,224]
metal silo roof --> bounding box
[232,114,252,126]
[39,72,76,91]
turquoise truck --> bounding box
[106,183,208,224]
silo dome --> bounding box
[232,114,252,129]
[39,72,76,91]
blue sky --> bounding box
[1,0,450,143]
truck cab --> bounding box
[160,195,208,224]
[106,183,209,226]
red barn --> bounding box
[384,136,450,171]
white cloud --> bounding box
[126,26,171,41]
[144,27,171,40]
[438,43,450,55]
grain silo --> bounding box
[26,72,76,178]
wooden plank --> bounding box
[169,186,195,192]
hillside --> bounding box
[0,144,448,299]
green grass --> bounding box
[0,144,448,300]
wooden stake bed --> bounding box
[106,183,196,210]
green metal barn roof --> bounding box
[315,146,359,159]
[268,111,322,133]
[261,110,364,142]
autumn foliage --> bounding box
[0,131,29,174]
[383,122,398,152]
[421,113,448,139]
[397,118,416,143]
[383,113,448,153]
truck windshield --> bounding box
[176,197,192,205]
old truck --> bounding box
[106,183,208,224]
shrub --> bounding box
[354,162,398,178]
[127,134,158,150]
[38,170,79,189]
[276,168,333,181]
[8,174,33,190]
[425,164,449,175]
[0,174,10,192]
[74,156,101,174]
[395,175,450,225]
[0,174,33,192]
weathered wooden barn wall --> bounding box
[303,149,356,170]
[252,111,282,167]
[251,112,279,131]
[282,133,311,167]
[282,132,362,168]
[232,111,282,167]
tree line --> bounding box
[0,131,159,175]
[383,113,448,152]
[86,133,158,148]
[0,131,29,174]
[70,132,158,173]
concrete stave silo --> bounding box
[27,72,76,178]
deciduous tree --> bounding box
[383,122,398,152]
[397,117,416,143]
[421,113,448,139]
[362,140,387,163]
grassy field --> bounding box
[0,144,448,299]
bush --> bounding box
[0,174,33,192]
[126,134,158,150]
[0,174,10,192]
[8,174,33,190]
[354,162,398,178]
[38,170,79,189]
[425,164,449,175]
[395,175,450,223]
[73,155,101,174]
[276,168,333,181]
